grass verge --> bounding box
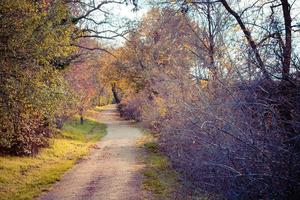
[0,113,107,200]
[139,132,212,200]
[138,132,181,199]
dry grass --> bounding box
[0,111,107,200]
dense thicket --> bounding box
[101,2,300,199]
[0,0,113,155]
[0,0,78,155]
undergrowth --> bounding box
[139,132,211,200]
[138,133,180,199]
[0,111,106,200]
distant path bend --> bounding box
[39,105,144,200]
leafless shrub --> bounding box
[156,79,299,199]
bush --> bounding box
[122,79,300,199]
[0,0,77,155]
[117,95,144,121]
[1,116,52,156]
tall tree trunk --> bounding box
[278,5,297,197]
[278,0,295,139]
[220,0,271,81]
[79,107,84,124]
[111,83,120,103]
[207,2,216,80]
[80,115,84,124]
[281,0,292,81]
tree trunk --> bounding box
[207,2,217,80]
[79,107,84,124]
[111,83,120,103]
[98,95,101,107]
[80,115,84,124]
[220,0,271,81]
[279,1,295,138]
[281,0,292,81]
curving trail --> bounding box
[39,105,144,200]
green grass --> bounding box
[138,133,180,199]
[61,116,106,142]
[0,113,107,200]
[139,133,214,200]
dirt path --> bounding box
[39,105,144,200]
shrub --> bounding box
[0,0,77,155]
[122,79,300,199]
[117,95,145,121]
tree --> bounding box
[0,0,77,155]
[65,38,103,124]
[105,1,300,198]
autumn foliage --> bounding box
[101,5,300,199]
[1,0,299,198]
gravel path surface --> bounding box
[39,105,144,200]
